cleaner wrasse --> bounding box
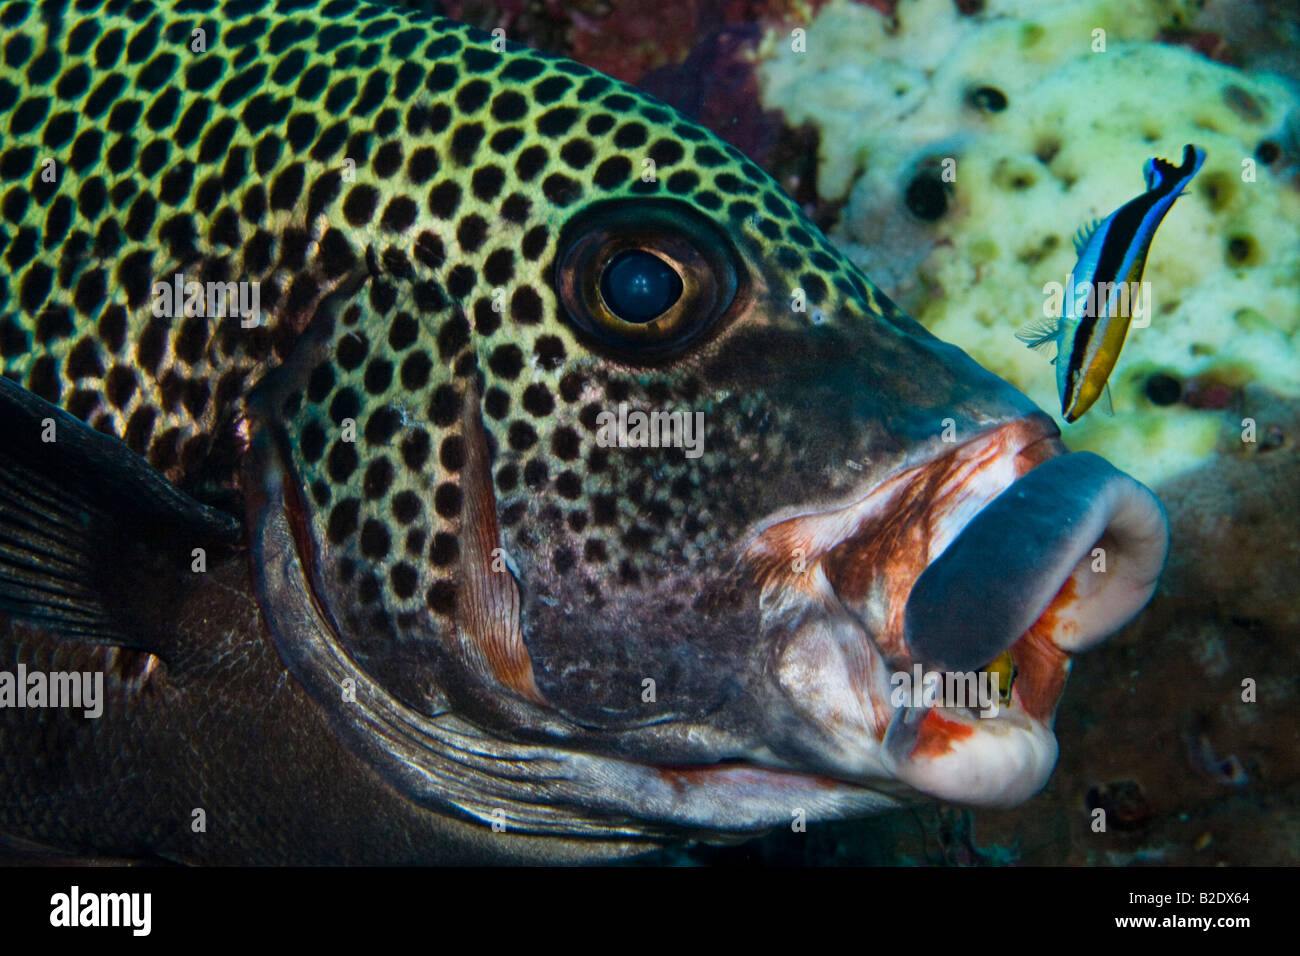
[1018,144,1205,422]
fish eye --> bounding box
[555,200,740,359]
[599,250,683,323]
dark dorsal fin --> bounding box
[0,375,241,653]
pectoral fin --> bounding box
[0,375,240,655]
[1014,316,1061,354]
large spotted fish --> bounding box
[0,0,1169,863]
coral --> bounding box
[757,0,1300,489]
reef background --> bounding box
[440,0,1300,866]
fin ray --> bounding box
[1015,316,1062,353]
[1073,218,1104,254]
[0,376,240,654]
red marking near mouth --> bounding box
[747,416,1061,662]
[1009,579,1074,721]
[911,710,975,759]
[457,382,546,704]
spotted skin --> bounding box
[0,0,1120,857]
[0,0,906,712]
[0,0,874,477]
[0,0,1190,873]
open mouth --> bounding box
[248,390,1168,833]
[743,413,1169,806]
[903,437,1170,674]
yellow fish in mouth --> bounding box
[0,0,1168,862]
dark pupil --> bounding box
[599,250,682,323]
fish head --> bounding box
[241,26,1169,845]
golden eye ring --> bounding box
[555,200,741,360]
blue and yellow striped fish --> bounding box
[1019,144,1206,422]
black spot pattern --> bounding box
[0,0,896,745]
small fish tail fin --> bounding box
[1142,157,1163,191]
[1145,143,1207,190]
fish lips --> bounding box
[903,450,1169,673]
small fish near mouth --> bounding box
[1018,144,1206,422]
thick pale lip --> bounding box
[875,445,1168,806]
[742,415,1169,802]
[750,413,1168,677]
[903,449,1170,673]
